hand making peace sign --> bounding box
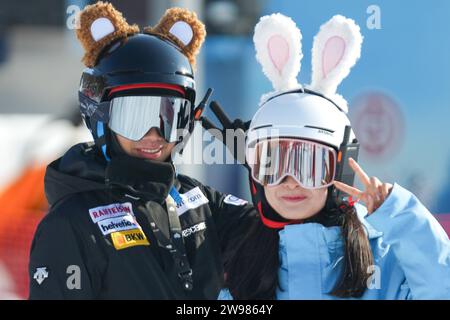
[333,158,393,215]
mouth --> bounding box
[135,145,164,160]
[280,195,308,203]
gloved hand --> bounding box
[200,101,250,166]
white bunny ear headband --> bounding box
[253,13,363,113]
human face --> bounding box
[264,176,328,220]
[115,128,175,161]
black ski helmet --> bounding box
[76,3,206,159]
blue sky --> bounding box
[204,0,450,212]
[259,0,450,212]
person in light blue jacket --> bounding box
[216,13,450,300]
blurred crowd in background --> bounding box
[0,0,450,299]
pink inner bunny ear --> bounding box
[268,35,290,75]
[322,36,346,78]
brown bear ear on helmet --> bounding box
[144,7,206,69]
[75,1,140,68]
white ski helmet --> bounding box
[246,14,363,153]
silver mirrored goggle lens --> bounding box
[247,138,337,189]
[108,95,191,142]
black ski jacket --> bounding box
[29,143,256,299]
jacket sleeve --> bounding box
[200,183,258,251]
[29,212,97,299]
[365,183,450,299]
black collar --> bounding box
[105,154,176,203]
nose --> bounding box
[142,127,165,141]
[281,176,301,190]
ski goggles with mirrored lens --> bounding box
[79,92,192,142]
[246,138,337,189]
[108,95,192,142]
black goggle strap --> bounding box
[79,93,113,161]
[78,92,110,161]
[79,92,111,123]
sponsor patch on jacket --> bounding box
[97,215,140,236]
[89,202,134,223]
[182,222,207,238]
[111,229,150,250]
[223,194,248,206]
[173,187,209,216]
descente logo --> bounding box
[182,222,206,238]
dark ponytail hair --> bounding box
[223,216,280,299]
[327,202,374,297]
[223,192,374,299]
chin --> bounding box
[276,204,317,220]
[280,211,314,221]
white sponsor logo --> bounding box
[182,222,207,238]
[223,194,248,206]
[33,267,49,285]
[174,187,209,216]
[97,215,140,236]
[89,202,134,223]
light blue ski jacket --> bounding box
[219,184,450,299]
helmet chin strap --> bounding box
[250,175,343,229]
[90,123,131,161]
[249,175,302,229]
[91,121,110,162]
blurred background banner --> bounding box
[0,0,449,299]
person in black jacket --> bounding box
[28,2,256,299]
